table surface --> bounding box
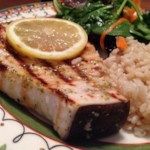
[0,0,150,10]
[0,0,39,9]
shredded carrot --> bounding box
[123,6,138,23]
[100,18,127,50]
[116,36,127,51]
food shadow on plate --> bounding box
[67,132,124,146]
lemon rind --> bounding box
[6,18,88,60]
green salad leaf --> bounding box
[56,0,115,33]
[143,11,150,26]
[54,0,150,42]
[129,12,150,41]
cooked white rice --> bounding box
[105,37,150,137]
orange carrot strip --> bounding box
[123,6,138,23]
[100,18,127,50]
[116,36,127,51]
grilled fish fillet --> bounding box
[0,24,129,141]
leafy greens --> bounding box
[55,0,150,41]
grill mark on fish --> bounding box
[46,54,109,92]
[64,48,107,84]
[52,58,106,95]
[4,43,75,105]
[63,49,118,101]
[67,60,102,90]
[65,60,89,81]
[76,59,107,78]
[71,58,110,91]
[25,64,48,86]
[41,60,73,84]
[65,59,104,90]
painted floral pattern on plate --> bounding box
[0,106,75,150]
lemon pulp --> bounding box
[6,18,88,60]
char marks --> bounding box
[0,24,123,105]
[1,36,75,104]
[65,45,111,91]
[65,60,89,81]
[41,60,73,84]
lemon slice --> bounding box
[6,18,88,60]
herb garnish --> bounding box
[54,0,150,42]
